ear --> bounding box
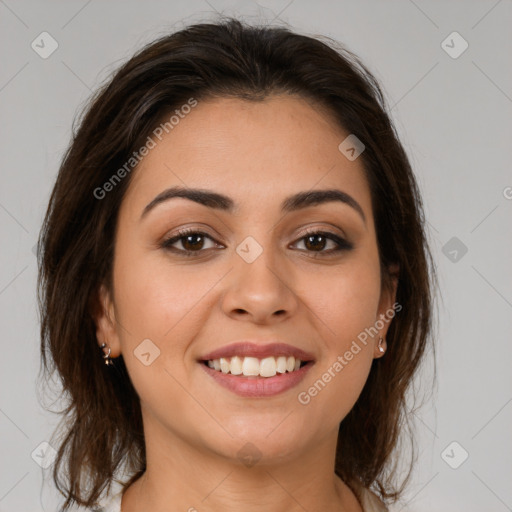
[374,263,400,357]
[91,283,122,358]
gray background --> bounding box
[1,1,511,511]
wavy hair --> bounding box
[37,16,437,510]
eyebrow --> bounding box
[140,186,366,223]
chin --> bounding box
[205,420,308,465]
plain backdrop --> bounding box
[0,1,511,511]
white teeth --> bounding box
[220,357,230,374]
[205,355,306,377]
[276,356,287,373]
[230,356,243,375]
[242,357,260,376]
[260,357,277,377]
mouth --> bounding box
[197,342,316,397]
[199,359,315,398]
[201,355,311,377]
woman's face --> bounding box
[95,94,396,465]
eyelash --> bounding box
[160,227,354,257]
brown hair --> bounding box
[37,16,437,510]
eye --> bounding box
[161,227,353,257]
[291,228,353,255]
[160,228,221,256]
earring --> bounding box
[100,342,113,366]
[377,336,386,355]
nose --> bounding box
[220,242,299,325]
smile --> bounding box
[200,358,314,398]
[204,355,306,377]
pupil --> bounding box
[183,234,203,251]
[305,234,325,251]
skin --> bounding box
[94,94,397,512]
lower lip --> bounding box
[199,361,314,397]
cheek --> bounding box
[294,255,380,417]
[109,244,185,382]
[298,351,372,430]
[111,247,208,408]
[301,256,382,346]
[112,242,209,338]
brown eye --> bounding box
[161,229,219,255]
[180,233,206,251]
[293,230,354,255]
[304,233,329,251]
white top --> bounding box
[92,483,388,512]
[359,486,389,512]
[93,488,122,512]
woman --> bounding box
[37,16,436,512]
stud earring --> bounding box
[377,336,386,355]
[100,342,113,366]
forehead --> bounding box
[123,94,372,219]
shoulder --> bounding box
[349,479,388,512]
[90,487,123,512]
[358,486,389,512]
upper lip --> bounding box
[200,342,315,362]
